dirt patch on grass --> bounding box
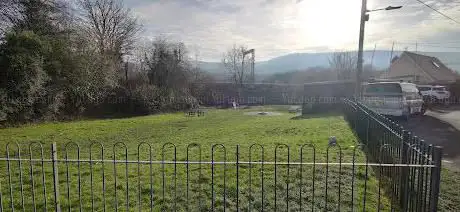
[244,111,282,116]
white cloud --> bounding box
[128,0,460,61]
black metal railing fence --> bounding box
[0,140,440,212]
[343,98,442,212]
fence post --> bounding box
[430,146,443,212]
[236,145,239,212]
[399,130,410,210]
[52,143,61,212]
[365,113,370,145]
[355,106,359,137]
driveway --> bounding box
[399,106,460,169]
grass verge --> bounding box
[0,106,391,211]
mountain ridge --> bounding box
[200,50,460,75]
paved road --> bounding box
[400,106,460,169]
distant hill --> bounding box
[198,61,224,73]
[200,51,460,75]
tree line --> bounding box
[0,0,384,125]
[0,0,215,124]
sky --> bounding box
[128,0,460,61]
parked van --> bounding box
[361,82,424,120]
[416,85,450,103]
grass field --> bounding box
[0,106,391,211]
[438,168,460,211]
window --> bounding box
[417,87,431,91]
[433,87,446,91]
[432,61,440,68]
[401,83,418,93]
[365,83,402,93]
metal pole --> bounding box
[356,0,367,98]
[414,42,418,82]
[400,131,410,210]
[370,44,376,68]
[252,50,255,83]
[388,42,394,79]
[52,143,61,212]
[430,146,443,212]
[241,49,245,87]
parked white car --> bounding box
[416,85,450,102]
[361,82,424,120]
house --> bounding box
[383,51,458,84]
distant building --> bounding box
[383,51,458,84]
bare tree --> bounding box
[0,0,19,34]
[0,0,69,36]
[329,51,358,80]
[79,0,141,60]
[222,44,250,87]
[190,46,201,82]
[143,38,191,91]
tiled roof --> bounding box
[404,51,458,82]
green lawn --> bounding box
[438,168,460,211]
[0,106,391,211]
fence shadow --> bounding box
[290,112,342,120]
[399,115,460,160]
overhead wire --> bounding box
[413,0,460,25]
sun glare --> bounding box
[296,0,361,49]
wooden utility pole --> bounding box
[356,0,368,98]
[414,41,418,82]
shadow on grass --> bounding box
[290,112,342,120]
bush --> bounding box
[0,31,49,123]
[84,85,198,118]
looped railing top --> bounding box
[6,141,21,158]
[211,143,226,163]
[89,141,104,160]
[161,142,176,161]
[325,143,342,210]
[64,142,80,160]
[300,142,316,157]
[299,142,316,211]
[186,143,201,161]
[161,142,177,211]
[112,141,129,212]
[248,143,265,211]
[274,143,290,211]
[137,142,152,160]
[326,143,342,162]
[89,141,106,212]
[211,144,226,211]
[249,143,264,162]
[6,141,25,211]
[186,143,202,211]
[113,142,128,160]
[274,144,290,162]
[28,141,46,212]
[186,143,201,152]
[28,141,44,159]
